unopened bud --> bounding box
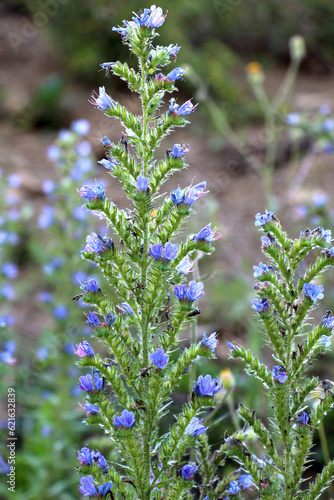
[289,35,306,62]
[245,62,264,86]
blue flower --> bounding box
[80,401,100,417]
[321,336,331,348]
[97,482,113,497]
[78,475,97,496]
[53,304,68,320]
[261,236,271,247]
[77,447,93,465]
[73,341,94,358]
[194,223,221,242]
[253,262,272,278]
[100,136,112,147]
[7,174,22,188]
[254,210,274,226]
[193,374,222,396]
[323,315,334,329]
[176,256,195,274]
[76,141,92,156]
[42,179,55,195]
[0,341,16,365]
[298,411,310,425]
[319,105,330,115]
[2,263,18,280]
[285,113,300,125]
[173,284,187,300]
[167,68,184,81]
[93,372,104,390]
[272,365,288,383]
[132,8,151,26]
[186,280,204,301]
[79,374,94,392]
[78,183,105,201]
[228,480,240,494]
[201,332,218,353]
[86,312,100,327]
[81,278,99,293]
[171,188,184,205]
[303,282,324,302]
[136,175,149,191]
[238,474,254,489]
[117,302,135,316]
[90,86,115,110]
[84,233,104,253]
[251,298,270,312]
[147,5,167,28]
[38,206,54,229]
[172,143,190,158]
[150,243,163,259]
[177,99,197,115]
[71,119,90,135]
[323,143,334,154]
[164,242,178,260]
[113,409,135,428]
[167,44,181,60]
[185,417,207,436]
[181,462,197,480]
[92,450,108,468]
[98,158,117,170]
[227,341,236,351]
[150,347,169,369]
[47,145,61,161]
[322,118,334,132]
[104,312,117,327]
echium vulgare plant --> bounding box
[221,212,334,499]
[73,6,222,499]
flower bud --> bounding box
[246,62,264,86]
[289,35,306,62]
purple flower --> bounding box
[185,417,207,436]
[97,482,113,496]
[303,282,324,302]
[73,341,94,358]
[132,8,151,26]
[323,315,334,329]
[47,145,61,161]
[53,304,68,320]
[117,302,136,316]
[261,236,271,247]
[92,450,108,468]
[322,118,334,132]
[0,341,16,365]
[42,179,55,195]
[272,365,288,383]
[238,474,254,489]
[147,5,167,28]
[181,462,197,480]
[177,99,197,115]
[164,242,178,260]
[84,233,104,253]
[150,243,163,259]
[193,374,222,396]
[285,113,300,126]
[251,298,270,312]
[86,312,100,327]
[172,143,190,158]
[80,401,100,416]
[173,284,187,300]
[77,447,93,465]
[81,278,99,293]
[323,143,334,154]
[228,480,240,494]
[183,183,207,207]
[201,332,218,353]
[7,174,22,188]
[227,341,236,351]
[167,68,184,81]
[76,141,92,156]
[104,312,117,327]
[71,119,90,135]
[79,374,94,392]
[194,223,221,242]
[150,347,169,369]
[78,475,97,496]
[98,158,117,170]
[93,372,104,390]
[113,409,135,428]
[136,175,149,191]
[78,183,105,201]
[298,411,310,425]
[176,256,195,274]
[186,280,204,301]
[254,210,274,226]
[2,263,18,280]
[90,86,115,111]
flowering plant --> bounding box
[74,6,222,498]
[222,213,334,499]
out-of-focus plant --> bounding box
[12,120,108,499]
